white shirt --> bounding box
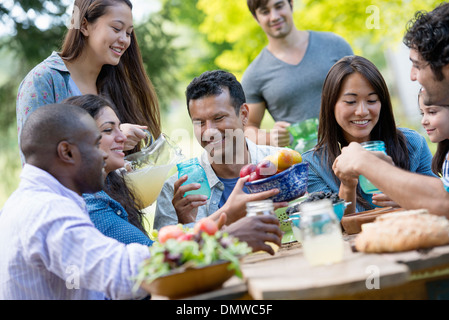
[0,164,151,300]
[154,138,281,229]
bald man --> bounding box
[0,104,152,300]
[0,103,283,299]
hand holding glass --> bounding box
[177,158,211,199]
[359,140,386,194]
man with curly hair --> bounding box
[332,3,449,217]
[403,2,449,107]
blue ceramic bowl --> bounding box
[244,162,309,202]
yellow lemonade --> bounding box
[302,228,344,266]
[125,163,174,209]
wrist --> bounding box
[352,150,372,176]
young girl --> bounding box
[302,55,436,214]
[16,0,160,163]
[64,94,153,246]
[419,91,449,190]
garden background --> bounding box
[0,0,442,208]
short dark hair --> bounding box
[403,2,449,81]
[185,70,246,115]
[21,103,91,162]
[246,0,293,17]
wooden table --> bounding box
[178,236,449,300]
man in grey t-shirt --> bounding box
[242,0,353,147]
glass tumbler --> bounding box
[177,158,211,199]
[359,140,387,194]
[299,199,344,266]
[246,200,279,253]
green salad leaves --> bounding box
[134,231,251,289]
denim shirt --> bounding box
[154,138,281,230]
[302,127,437,212]
[16,51,79,164]
[83,191,153,246]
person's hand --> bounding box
[332,142,365,180]
[371,193,401,208]
[218,176,288,225]
[172,175,208,224]
[334,166,359,190]
[270,121,291,147]
[333,142,395,180]
[120,123,148,151]
[223,215,282,255]
[371,151,394,165]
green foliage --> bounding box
[135,14,182,112]
[0,0,185,206]
[160,0,233,81]
[195,0,443,77]
[0,0,68,67]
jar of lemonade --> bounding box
[299,199,344,266]
[177,158,211,199]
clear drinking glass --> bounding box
[177,158,211,199]
[359,140,387,194]
[246,200,279,252]
[299,199,344,266]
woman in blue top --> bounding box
[64,94,152,246]
[302,56,435,214]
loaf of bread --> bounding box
[355,210,449,253]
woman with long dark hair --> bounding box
[64,94,152,245]
[16,0,161,163]
[302,55,435,214]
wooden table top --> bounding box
[175,236,449,300]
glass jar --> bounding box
[359,140,387,194]
[177,158,211,199]
[246,200,275,216]
[299,199,344,266]
[246,200,279,253]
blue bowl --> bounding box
[288,200,348,224]
[333,200,348,221]
[244,162,309,202]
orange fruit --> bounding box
[276,149,294,171]
[289,150,302,164]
